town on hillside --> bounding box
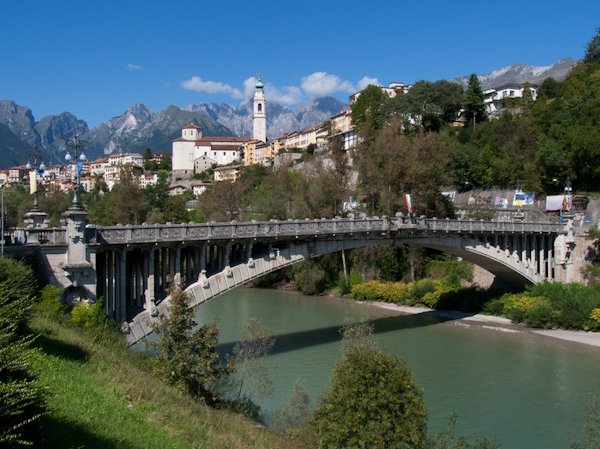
[2,74,584,225]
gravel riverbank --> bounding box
[357,300,600,348]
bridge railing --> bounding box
[6,227,67,245]
[89,217,395,245]
[88,216,567,247]
[423,218,565,234]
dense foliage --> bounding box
[0,257,42,446]
[150,278,226,403]
[312,319,428,448]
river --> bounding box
[189,287,599,448]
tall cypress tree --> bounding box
[464,73,486,128]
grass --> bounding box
[26,314,302,448]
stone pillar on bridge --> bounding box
[119,250,127,324]
[174,246,181,282]
[60,207,96,305]
[145,249,157,316]
[540,236,547,279]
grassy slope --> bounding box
[27,314,300,449]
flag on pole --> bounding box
[29,171,37,194]
[405,194,413,214]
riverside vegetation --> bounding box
[3,255,600,448]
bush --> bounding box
[312,319,428,448]
[410,279,437,303]
[71,297,106,328]
[427,255,474,286]
[482,298,505,316]
[350,280,409,303]
[588,308,600,332]
[37,285,66,320]
[290,260,327,295]
[0,258,43,445]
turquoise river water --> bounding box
[176,287,599,448]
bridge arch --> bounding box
[123,218,569,345]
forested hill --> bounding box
[350,29,600,205]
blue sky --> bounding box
[1,1,598,129]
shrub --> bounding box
[588,308,600,331]
[522,299,556,328]
[71,297,106,328]
[482,298,505,316]
[0,258,43,445]
[312,319,428,448]
[150,279,225,403]
[37,285,66,320]
[290,260,327,295]
[350,280,408,303]
[410,279,437,303]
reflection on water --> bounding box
[191,287,599,448]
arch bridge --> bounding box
[9,213,577,345]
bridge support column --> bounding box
[548,237,554,280]
[199,243,206,279]
[540,236,547,279]
[119,250,127,323]
[224,242,231,269]
[174,247,181,282]
[145,250,156,315]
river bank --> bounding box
[356,299,600,348]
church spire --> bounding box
[253,71,266,143]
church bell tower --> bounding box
[253,72,266,143]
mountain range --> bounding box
[451,58,576,89]
[0,58,578,169]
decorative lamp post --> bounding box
[26,144,46,211]
[65,132,87,210]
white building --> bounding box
[253,73,266,143]
[349,82,411,104]
[172,123,251,179]
[484,83,538,115]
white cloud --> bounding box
[243,77,258,98]
[265,84,303,105]
[182,76,243,99]
[127,64,143,71]
[242,77,302,105]
[357,76,379,90]
[301,72,355,97]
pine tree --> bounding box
[151,278,226,403]
[464,73,486,128]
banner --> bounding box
[29,171,37,194]
[406,194,413,214]
[77,162,83,178]
[513,191,535,207]
[546,195,565,211]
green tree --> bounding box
[110,166,147,225]
[143,147,158,171]
[0,257,43,446]
[143,169,170,212]
[163,195,188,223]
[159,151,172,171]
[313,319,428,448]
[584,27,600,64]
[219,319,276,420]
[150,278,225,403]
[351,84,389,131]
[273,379,315,444]
[464,74,486,127]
